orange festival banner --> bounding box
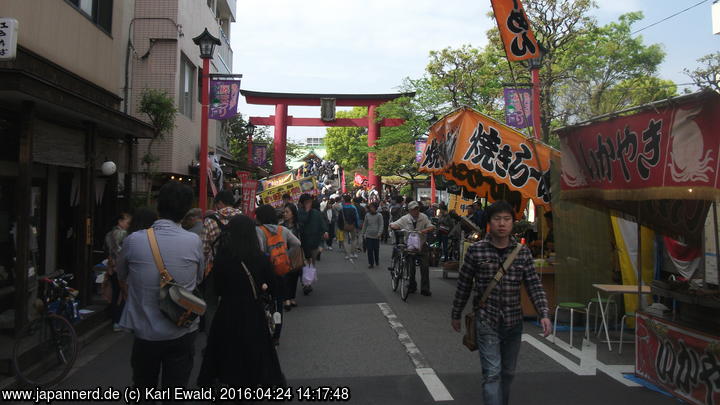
[419,108,557,214]
[491,0,541,62]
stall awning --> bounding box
[557,90,720,244]
[419,107,558,213]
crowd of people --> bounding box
[101,178,551,405]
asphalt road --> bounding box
[25,241,678,404]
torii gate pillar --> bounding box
[367,104,381,189]
[273,103,288,174]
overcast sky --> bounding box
[229,0,720,142]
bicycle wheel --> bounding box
[391,256,400,292]
[399,257,410,301]
[13,314,78,387]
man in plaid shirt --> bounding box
[451,200,551,405]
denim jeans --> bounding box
[476,318,523,405]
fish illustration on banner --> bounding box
[209,80,241,120]
[491,0,541,62]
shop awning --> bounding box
[557,90,720,244]
[418,107,558,213]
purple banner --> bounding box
[504,88,533,129]
[209,80,241,120]
[415,140,427,163]
[252,144,268,166]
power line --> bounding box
[631,0,710,35]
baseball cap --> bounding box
[408,201,420,210]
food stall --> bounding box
[557,90,720,405]
[419,107,559,315]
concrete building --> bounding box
[0,0,156,333]
[128,0,238,196]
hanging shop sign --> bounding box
[490,0,541,62]
[260,170,295,190]
[240,179,257,218]
[419,107,556,215]
[209,80,241,120]
[252,144,268,167]
[558,93,720,200]
[415,140,427,163]
[258,177,318,209]
[0,18,18,61]
[504,88,533,129]
[558,92,720,244]
[636,312,720,405]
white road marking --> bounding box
[377,303,454,402]
[523,333,641,387]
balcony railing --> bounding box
[216,28,233,73]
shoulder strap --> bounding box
[476,242,524,309]
[240,261,258,300]
[147,228,173,287]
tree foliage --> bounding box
[225,114,302,176]
[556,12,668,121]
[138,88,177,204]
[373,143,419,180]
[685,52,720,93]
[325,107,369,170]
[397,3,673,143]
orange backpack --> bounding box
[260,225,292,276]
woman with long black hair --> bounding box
[197,214,285,388]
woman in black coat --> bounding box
[197,215,285,388]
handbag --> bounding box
[240,261,278,335]
[463,242,523,351]
[301,265,317,286]
[147,228,206,328]
[288,245,305,271]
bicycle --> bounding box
[12,273,80,387]
[389,230,423,301]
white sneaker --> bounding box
[345,255,350,260]
[351,254,358,259]
[327,246,333,251]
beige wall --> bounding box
[0,0,133,97]
[131,0,232,179]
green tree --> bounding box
[373,143,419,181]
[325,107,368,170]
[425,45,506,118]
[138,89,177,204]
[556,12,667,120]
[685,52,720,93]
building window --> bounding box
[66,0,113,33]
[179,54,195,119]
[306,137,324,146]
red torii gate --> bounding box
[242,90,414,188]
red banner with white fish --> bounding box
[558,92,720,201]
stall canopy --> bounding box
[419,107,558,214]
[557,90,720,245]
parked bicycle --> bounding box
[12,273,80,386]
[389,230,423,301]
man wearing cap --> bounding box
[389,201,435,296]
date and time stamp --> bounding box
[1,386,351,403]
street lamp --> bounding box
[193,28,221,212]
[246,121,256,166]
[527,51,544,140]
